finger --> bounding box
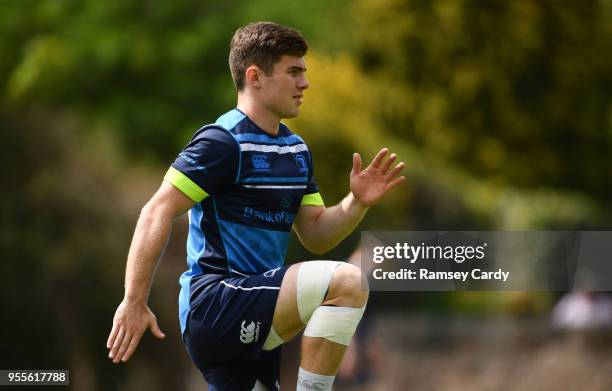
[380,153,397,174]
[107,323,119,349]
[114,332,134,364]
[385,162,406,179]
[149,318,166,339]
[351,153,362,175]
[109,326,125,360]
[121,333,143,362]
[385,175,406,192]
[370,148,389,168]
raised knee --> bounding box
[325,263,369,308]
[297,262,367,347]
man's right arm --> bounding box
[107,126,238,364]
[107,180,195,364]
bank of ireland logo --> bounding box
[295,154,308,174]
[240,320,260,344]
[252,155,271,172]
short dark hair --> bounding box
[229,22,308,91]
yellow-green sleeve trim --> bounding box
[301,192,324,207]
[164,167,209,202]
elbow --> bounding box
[295,221,333,255]
[303,240,331,255]
[140,201,157,217]
[309,247,327,256]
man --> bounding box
[107,22,405,391]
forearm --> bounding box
[299,192,368,254]
[123,203,173,305]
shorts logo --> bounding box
[239,320,261,344]
[264,267,281,278]
[252,155,271,172]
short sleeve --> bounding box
[301,150,324,207]
[164,127,239,202]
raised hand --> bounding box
[350,148,406,207]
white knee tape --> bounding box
[303,305,366,346]
[297,261,342,324]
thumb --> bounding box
[149,318,166,339]
[352,153,362,175]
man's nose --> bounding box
[299,76,309,90]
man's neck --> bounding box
[237,98,280,136]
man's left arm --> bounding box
[293,148,405,254]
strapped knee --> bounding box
[263,261,341,351]
[264,261,367,350]
[297,261,342,323]
[303,305,366,345]
[299,261,366,346]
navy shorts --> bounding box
[183,266,288,391]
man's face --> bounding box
[258,55,309,119]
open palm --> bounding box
[350,148,406,206]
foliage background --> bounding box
[1,0,610,389]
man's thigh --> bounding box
[271,263,304,341]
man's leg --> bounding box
[264,261,369,389]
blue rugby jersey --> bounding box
[164,108,325,334]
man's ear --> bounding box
[245,65,262,89]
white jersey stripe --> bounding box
[240,143,309,154]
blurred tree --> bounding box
[1,0,350,160]
[347,0,611,227]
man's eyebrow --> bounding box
[288,66,307,72]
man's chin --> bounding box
[282,109,300,119]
